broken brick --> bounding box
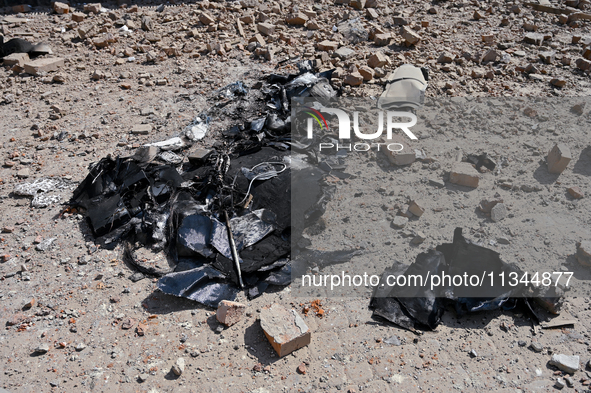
[260,303,311,357]
[24,58,65,76]
[408,200,425,217]
[2,52,29,67]
[374,33,391,46]
[568,186,584,199]
[400,26,421,46]
[368,52,388,68]
[199,12,216,25]
[317,40,339,51]
[53,1,69,14]
[450,162,480,188]
[257,22,276,36]
[577,241,591,267]
[216,300,246,327]
[285,12,308,25]
[84,3,102,13]
[547,143,572,174]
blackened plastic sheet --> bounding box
[370,228,531,331]
[68,62,346,308]
[157,266,240,308]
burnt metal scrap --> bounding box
[370,228,564,332]
[68,63,358,307]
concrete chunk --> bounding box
[131,124,152,135]
[549,354,579,374]
[547,143,571,174]
[216,300,246,327]
[450,162,480,188]
[24,58,65,75]
[2,52,29,67]
[408,200,425,217]
[260,303,310,357]
[384,138,415,166]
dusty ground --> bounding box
[1,0,591,392]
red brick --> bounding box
[216,300,246,326]
[260,303,310,357]
[450,162,480,188]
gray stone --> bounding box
[530,342,543,352]
[35,343,50,353]
[131,124,152,135]
[384,335,401,346]
[429,178,445,188]
[138,373,148,382]
[549,354,579,374]
[555,378,565,389]
[36,237,56,251]
[75,343,86,351]
[172,357,185,376]
[334,47,355,60]
[411,232,426,245]
[391,216,408,228]
[490,203,507,222]
[497,237,510,245]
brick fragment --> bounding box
[2,52,29,67]
[317,40,339,51]
[343,72,363,86]
[260,303,310,357]
[53,1,69,14]
[285,12,308,25]
[84,3,102,13]
[373,33,391,46]
[577,241,591,267]
[384,137,415,166]
[12,4,30,13]
[546,143,571,174]
[72,12,85,22]
[257,22,276,36]
[358,66,374,81]
[568,186,584,199]
[131,124,152,135]
[199,12,216,25]
[368,52,388,68]
[408,200,425,217]
[216,300,246,326]
[450,162,480,188]
[24,58,65,75]
[400,26,421,46]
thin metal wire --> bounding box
[236,162,287,207]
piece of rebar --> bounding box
[224,210,244,288]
